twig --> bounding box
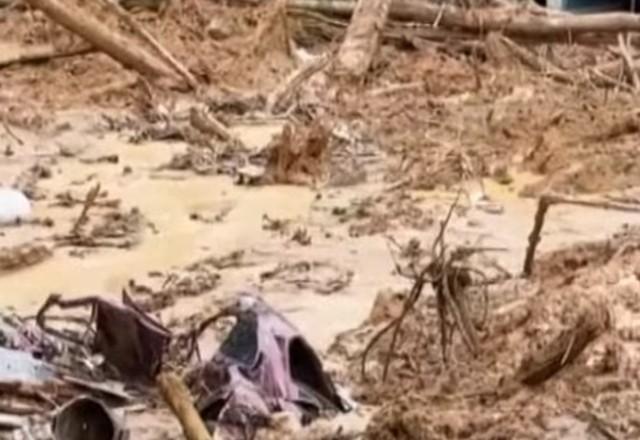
[1,117,24,146]
[70,183,101,235]
[0,42,93,68]
[362,191,489,381]
[366,81,423,98]
[523,193,640,277]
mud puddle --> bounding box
[1,121,638,354]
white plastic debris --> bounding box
[0,187,31,224]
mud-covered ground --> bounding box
[2,0,640,438]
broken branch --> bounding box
[0,42,93,69]
[70,183,100,235]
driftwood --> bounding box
[288,0,640,41]
[0,42,93,69]
[334,0,391,78]
[522,194,640,277]
[24,0,177,81]
[157,372,213,440]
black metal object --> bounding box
[36,291,171,382]
[51,396,128,440]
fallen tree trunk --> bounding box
[335,0,391,78]
[24,0,177,81]
[290,9,480,53]
[288,0,640,40]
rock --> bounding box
[234,164,266,185]
[207,18,235,40]
[368,289,405,325]
[0,188,31,224]
[477,200,505,215]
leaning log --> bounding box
[288,0,640,40]
[24,0,177,80]
[335,0,391,78]
[157,372,212,440]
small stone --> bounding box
[206,18,234,40]
[477,201,504,215]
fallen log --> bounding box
[290,9,479,53]
[24,0,178,81]
[288,0,640,40]
[0,42,93,69]
[335,0,391,78]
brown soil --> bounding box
[332,227,640,439]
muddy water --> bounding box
[1,123,638,351]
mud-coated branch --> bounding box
[24,0,178,80]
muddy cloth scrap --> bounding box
[188,293,351,439]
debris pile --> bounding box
[3,0,640,438]
[0,292,348,439]
[330,223,640,439]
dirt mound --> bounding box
[331,227,640,439]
